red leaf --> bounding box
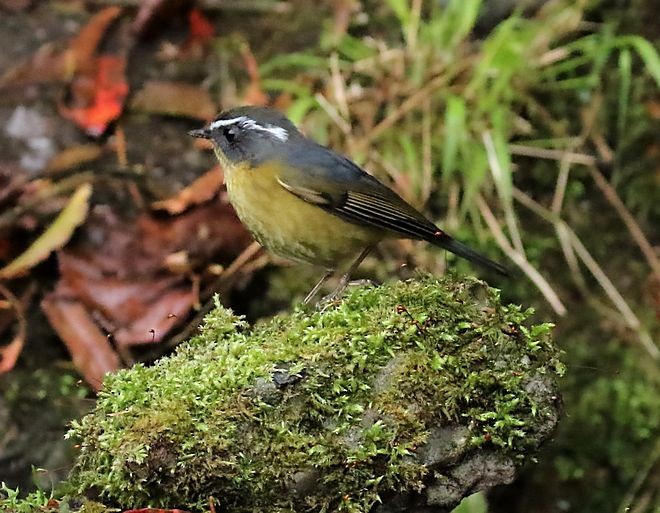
[41,295,122,389]
[60,55,129,136]
[188,9,214,46]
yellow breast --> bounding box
[224,161,383,269]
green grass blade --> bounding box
[441,95,467,183]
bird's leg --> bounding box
[320,246,374,305]
[303,269,334,305]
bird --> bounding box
[189,106,507,304]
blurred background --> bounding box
[0,0,658,511]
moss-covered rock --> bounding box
[67,275,563,512]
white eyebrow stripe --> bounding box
[209,115,289,142]
[209,117,246,129]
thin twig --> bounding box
[510,143,658,279]
[137,242,266,363]
[554,222,586,289]
[508,144,596,166]
[357,74,447,150]
[207,241,263,292]
[330,52,349,120]
[476,195,567,316]
[483,131,525,254]
[551,154,572,214]
[512,187,659,360]
[617,437,660,513]
[315,93,351,135]
[588,165,660,280]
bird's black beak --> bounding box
[188,127,212,139]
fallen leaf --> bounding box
[41,296,121,389]
[0,183,92,279]
[113,288,195,346]
[56,252,195,346]
[187,8,215,47]
[68,6,123,73]
[0,331,24,373]
[46,144,104,174]
[151,166,223,214]
[131,81,216,120]
[60,55,129,136]
[0,43,66,87]
[0,283,27,374]
[42,192,251,364]
[0,6,122,88]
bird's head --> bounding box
[189,106,300,167]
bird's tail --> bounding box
[431,233,509,276]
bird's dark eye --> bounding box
[223,126,238,143]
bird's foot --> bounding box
[316,278,378,309]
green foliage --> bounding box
[549,336,660,510]
[67,275,561,512]
[0,484,50,513]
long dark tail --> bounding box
[431,234,509,276]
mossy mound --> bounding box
[67,275,563,512]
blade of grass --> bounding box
[476,194,566,316]
[588,165,660,280]
[314,93,351,135]
[512,187,658,360]
[483,130,524,254]
[441,95,466,183]
[615,35,660,86]
[616,48,632,144]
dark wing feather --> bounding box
[340,191,440,239]
[277,143,442,241]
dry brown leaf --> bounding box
[0,43,66,87]
[113,288,195,346]
[0,6,122,88]
[130,80,216,120]
[68,6,123,73]
[0,183,92,279]
[0,283,26,374]
[0,331,24,373]
[56,252,192,341]
[41,296,121,389]
[46,144,104,174]
[151,166,223,214]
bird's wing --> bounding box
[275,145,444,241]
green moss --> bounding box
[0,485,50,513]
[67,275,562,512]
